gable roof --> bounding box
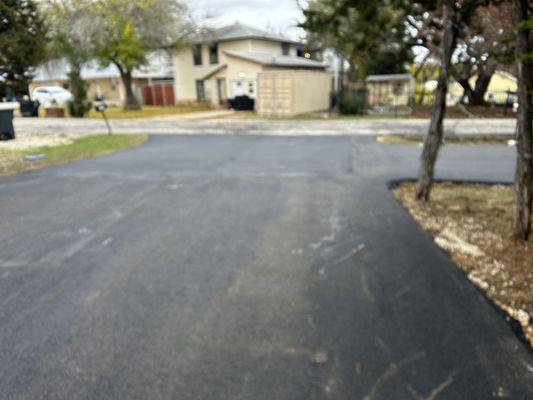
[366,73,414,82]
[32,51,173,82]
[202,64,228,80]
[193,22,298,45]
[224,51,328,69]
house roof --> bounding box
[494,70,517,82]
[366,73,414,82]
[32,51,173,82]
[224,51,328,69]
[193,22,298,45]
[202,64,228,80]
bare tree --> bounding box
[416,0,458,201]
[512,0,533,240]
[415,0,490,201]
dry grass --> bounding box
[0,134,147,176]
[378,135,514,146]
[86,104,212,119]
[33,104,212,119]
[395,182,533,346]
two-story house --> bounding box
[173,23,329,108]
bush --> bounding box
[66,69,92,117]
[68,98,92,118]
[339,92,366,115]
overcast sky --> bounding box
[187,0,306,40]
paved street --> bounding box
[13,116,517,137]
[1,135,532,399]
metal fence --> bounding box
[334,88,518,115]
[414,90,517,107]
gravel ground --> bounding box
[12,117,518,137]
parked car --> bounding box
[32,87,73,107]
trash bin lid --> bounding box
[0,102,19,111]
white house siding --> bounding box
[173,39,296,104]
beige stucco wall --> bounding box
[173,38,297,104]
[256,70,332,116]
[249,40,296,56]
[291,70,332,114]
[86,77,123,104]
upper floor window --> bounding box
[209,43,219,64]
[193,44,202,66]
[281,42,290,56]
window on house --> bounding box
[209,43,219,64]
[196,80,206,102]
[281,42,290,56]
[248,81,255,97]
[193,44,202,66]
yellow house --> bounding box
[446,71,517,105]
[365,74,416,107]
[173,23,331,113]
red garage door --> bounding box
[143,82,174,106]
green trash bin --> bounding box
[0,109,15,141]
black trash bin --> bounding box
[233,96,255,111]
[20,100,40,117]
[0,109,15,141]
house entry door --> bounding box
[217,78,227,105]
[232,80,244,97]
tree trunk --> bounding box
[457,78,473,104]
[116,64,141,111]
[512,0,533,240]
[470,61,497,106]
[416,1,458,201]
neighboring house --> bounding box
[29,51,174,106]
[421,71,518,106]
[365,74,416,107]
[447,70,518,105]
[173,23,331,114]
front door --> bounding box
[232,80,244,97]
[217,78,227,105]
[196,80,206,102]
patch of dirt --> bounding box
[411,106,516,119]
[377,134,514,146]
[395,183,533,346]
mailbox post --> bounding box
[94,102,112,136]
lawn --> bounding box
[0,134,147,176]
[86,104,212,119]
[377,134,514,146]
[395,183,532,346]
[35,104,212,119]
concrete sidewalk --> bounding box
[13,116,516,137]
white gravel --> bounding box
[12,117,518,137]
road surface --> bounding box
[0,135,531,399]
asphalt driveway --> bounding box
[0,135,531,399]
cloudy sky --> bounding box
[187,0,306,40]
